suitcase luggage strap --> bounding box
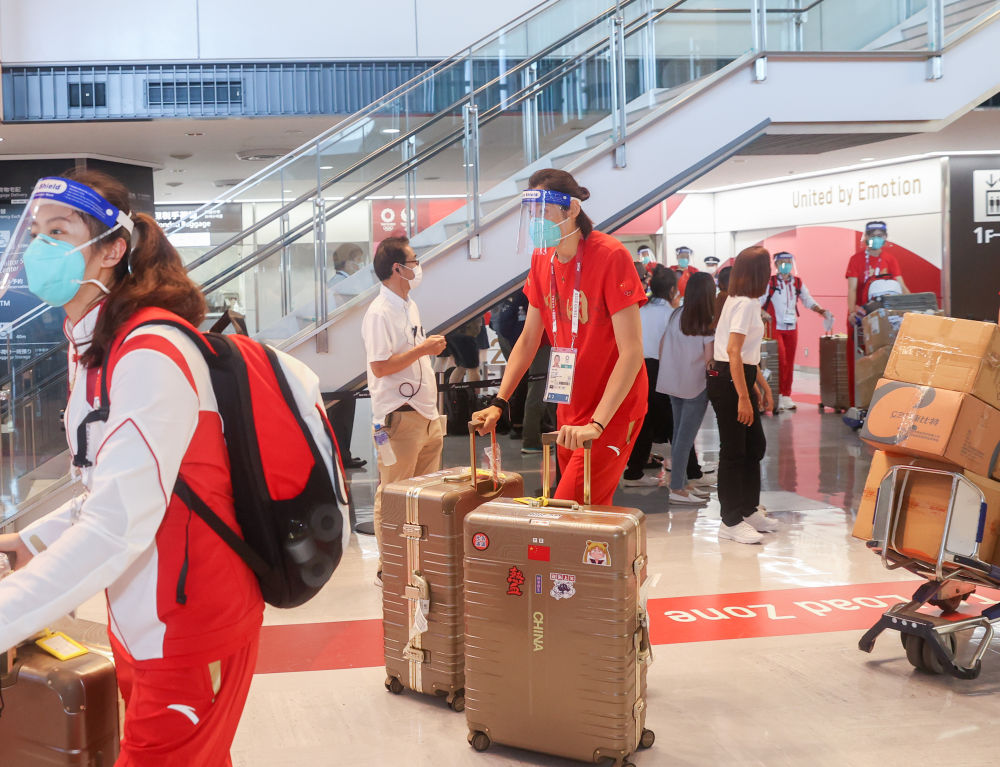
[403,483,431,691]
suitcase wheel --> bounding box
[385,676,404,695]
[448,691,466,713]
[639,729,655,749]
[468,730,491,752]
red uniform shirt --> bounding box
[524,230,647,425]
[844,249,902,305]
[673,265,699,297]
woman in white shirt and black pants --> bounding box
[708,246,780,544]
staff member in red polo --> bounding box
[472,168,647,505]
[844,221,909,406]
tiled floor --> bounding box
[78,371,1000,765]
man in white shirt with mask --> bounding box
[361,236,446,587]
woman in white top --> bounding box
[656,272,716,505]
[707,246,778,544]
[622,268,677,486]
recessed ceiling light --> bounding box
[0,137,5,143]
[169,152,192,160]
[185,132,204,137]
[381,128,401,135]
[283,189,294,193]
[166,181,184,187]
[320,165,333,170]
[860,157,875,162]
[171,168,185,173]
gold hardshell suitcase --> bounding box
[463,434,654,766]
[381,424,523,711]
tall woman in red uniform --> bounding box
[473,169,647,504]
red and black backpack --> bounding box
[73,307,348,609]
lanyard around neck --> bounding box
[549,242,583,349]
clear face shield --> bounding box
[774,252,796,277]
[864,223,887,251]
[675,246,692,269]
[515,189,577,261]
[0,177,134,307]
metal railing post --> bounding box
[793,0,804,52]
[641,0,658,102]
[279,212,292,316]
[752,0,768,82]
[521,62,539,165]
[313,197,329,353]
[463,102,483,259]
[610,6,628,168]
[403,136,417,238]
[927,0,944,80]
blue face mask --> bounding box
[22,234,87,306]
[529,217,565,249]
[867,236,886,250]
[677,258,690,269]
[778,262,793,275]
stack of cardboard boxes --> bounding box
[852,314,1000,567]
[856,306,943,409]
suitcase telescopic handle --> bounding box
[541,432,592,506]
[465,421,506,495]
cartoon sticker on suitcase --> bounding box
[582,540,611,567]
[549,573,576,600]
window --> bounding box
[68,82,107,108]
[147,81,243,107]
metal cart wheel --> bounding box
[921,633,958,675]
[929,595,964,613]
[903,634,928,672]
[469,731,491,752]
[385,676,404,694]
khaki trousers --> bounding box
[373,410,445,569]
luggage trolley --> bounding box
[858,466,1000,679]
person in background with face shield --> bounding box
[472,168,647,506]
[760,251,830,412]
[0,170,265,764]
[844,221,909,407]
[672,246,700,297]
[361,237,446,587]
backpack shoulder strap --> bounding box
[762,276,779,309]
[794,276,803,297]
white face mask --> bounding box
[400,262,422,289]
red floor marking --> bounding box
[253,581,1000,674]
[790,391,821,405]
[255,619,383,674]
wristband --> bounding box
[590,418,605,433]
[489,395,509,412]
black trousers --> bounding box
[328,396,357,462]
[706,362,766,527]
[624,359,701,481]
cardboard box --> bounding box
[860,379,1000,481]
[862,309,907,355]
[852,451,953,540]
[854,455,1000,567]
[854,346,891,409]
[885,313,1000,411]
[893,469,1000,565]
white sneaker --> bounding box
[374,571,383,589]
[686,485,712,499]
[745,509,780,533]
[622,475,660,488]
[718,521,763,544]
[779,395,798,410]
[669,490,705,505]
[700,461,717,474]
[688,475,716,489]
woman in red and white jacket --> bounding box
[0,169,263,765]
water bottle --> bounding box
[373,421,397,466]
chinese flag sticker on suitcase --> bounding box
[463,433,654,766]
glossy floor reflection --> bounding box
[77,371,1000,765]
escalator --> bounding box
[4,0,1000,522]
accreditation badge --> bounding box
[543,347,577,404]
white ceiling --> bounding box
[2,107,999,206]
